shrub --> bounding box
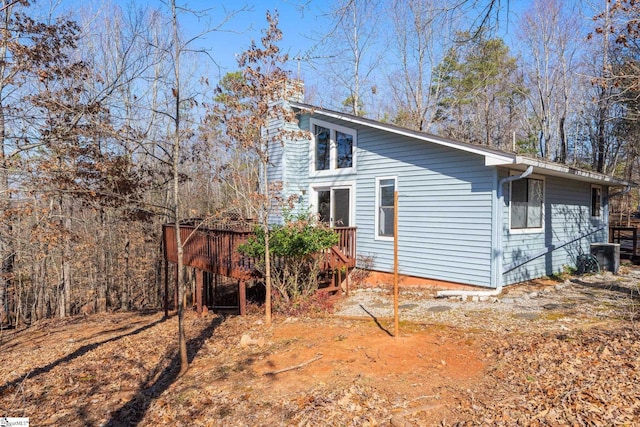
[238,211,339,312]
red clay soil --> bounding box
[259,320,484,400]
[0,312,489,426]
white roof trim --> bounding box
[515,156,629,186]
[292,102,634,187]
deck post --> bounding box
[345,269,350,296]
[195,269,203,316]
[238,280,246,316]
[214,273,218,301]
[203,271,211,307]
[164,258,169,318]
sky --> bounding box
[163,0,590,83]
[49,0,328,80]
[177,0,334,81]
[51,0,596,97]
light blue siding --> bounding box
[267,110,311,224]
[502,171,609,284]
[281,114,312,216]
[356,128,494,287]
[291,115,495,287]
[276,108,615,289]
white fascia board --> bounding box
[516,156,631,186]
[484,155,516,166]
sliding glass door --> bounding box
[315,186,352,227]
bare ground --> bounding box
[1,269,640,426]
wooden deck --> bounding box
[610,226,638,260]
[163,223,256,280]
[162,223,357,315]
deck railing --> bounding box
[334,227,357,264]
[162,223,357,278]
[163,223,257,280]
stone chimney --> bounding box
[286,79,304,103]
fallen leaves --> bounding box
[291,384,390,426]
[2,277,640,427]
[453,325,640,425]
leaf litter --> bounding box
[1,270,640,426]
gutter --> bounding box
[437,166,534,298]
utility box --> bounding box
[590,243,620,274]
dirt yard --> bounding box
[1,270,640,426]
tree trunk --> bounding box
[36,255,48,320]
[64,203,72,317]
[261,154,272,327]
[56,194,73,318]
[121,237,130,310]
[595,107,606,173]
[558,115,567,164]
[0,6,14,328]
[171,0,189,377]
[97,209,107,313]
[0,102,14,327]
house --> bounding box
[267,92,632,291]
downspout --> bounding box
[604,185,631,201]
[437,166,534,298]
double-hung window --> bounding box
[510,176,544,231]
[376,177,396,239]
[310,118,356,174]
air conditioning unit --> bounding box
[590,243,620,274]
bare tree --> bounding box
[517,0,581,161]
[163,0,246,375]
[213,11,298,327]
[386,0,462,131]
[204,71,260,219]
[581,0,630,174]
[319,0,384,116]
[0,0,92,323]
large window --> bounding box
[314,125,331,170]
[510,177,543,230]
[311,119,356,174]
[591,186,602,218]
[376,177,396,239]
[335,131,353,169]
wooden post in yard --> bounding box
[394,190,399,338]
[238,280,247,316]
[195,269,203,316]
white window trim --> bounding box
[375,176,397,241]
[309,118,357,178]
[591,185,603,219]
[508,172,545,235]
[308,181,356,228]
